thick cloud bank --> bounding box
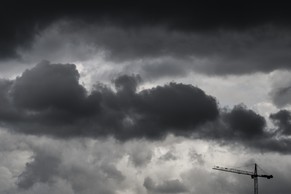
[0,62,290,153]
[2,3,291,78]
[0,61,218,139]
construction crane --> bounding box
[213,163,273,194]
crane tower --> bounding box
[213,163,273,194]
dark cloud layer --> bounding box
[0,62,218,139]
[0,62,290,153]
[1,2,291,82]
[23,20,291,78]
[1,1,291,61]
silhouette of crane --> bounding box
[213,163,273,194]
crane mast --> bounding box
[213,163,273,194]
[254,164,258,194]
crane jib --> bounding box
[212,163,273,194]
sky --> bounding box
[0,2,291,194]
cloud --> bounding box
[1,62,291,154]
[223,105,266,139]
[159,150,177,161]
[0,126,291,194]
[18,21,291,79]
[144,177,188,194]
[0,79,15,121]
[2,4,291,79]
[0,61,219,140]
[200,104,267,141]
[128,142,153,167]
[114,74,142,93]
[10,135,129,194]
[270,110,291,135]
[17,151,61,189]
[11,60,95,113]
[198,105,291,154]
[188,150,204,165]
[271,86,291,108]
[2,2,290,58]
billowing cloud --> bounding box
[223,105,266,139]
[0,62,290,154]
[270,110,291,135]
[0,61,219,140]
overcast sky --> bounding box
[1,2,291,194]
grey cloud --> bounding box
[0,130,128,194]
[128,142,153,167]
[114,74,141,93]
[270,110,291,135]
[159,151,177,161]
[0,79,15,121]
[101,163,125,181]
[144,177,188,194]
[224,104,266,139]
[2,2,291,61]
[1,126,291,194]
[197,105,291,154]
[20,21,291,79]
[201,104,267,141]
[271,86,291,108]
[17,151,61,189]
[0,62,219,140]
[11,60,100,115]
[1,62,291,153]
[141,59,188,79]
[269,71,291,108]
[188,150,205,165]
[13,136,128,194]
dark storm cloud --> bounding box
[2,1,291,78]
[114,74,141,93]
[270,110,291,135]
[1,62,291,153]
[196,105,291,154]
[12,60,92,112]
[0,61,219,139]
[10,17,290,80]
[144,177,188,194]
[224,105,266,139]
[200,104,267,141]
[30,21,291,77]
